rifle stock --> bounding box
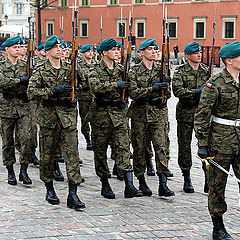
[27,40,35,77]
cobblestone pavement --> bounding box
[0,66,240,240]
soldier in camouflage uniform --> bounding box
[172,42,209,193]
[194,42,240,240]
[128,38,174,197]
[18,38,27,60]
[36,45,47,65]
[27,35,85,210]
[78,44,94,150]
[0,36,32,185]
[88,38,142,199]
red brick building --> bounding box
[37,0,239,53]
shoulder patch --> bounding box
[129,69,132,73]
[89,67,94,71]
[32,70,36,74]
[207,83,212,88]
[174,69,179,74]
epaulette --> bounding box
[199,62,209,71]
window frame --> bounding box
[79,0,90,7]
[16,3,23,15]
[116,19,127,39]
[222,16,236,40]
[167,17,178,39]
[46,20,54,37]
[80,19,89,38]
[193,17,207,40]
[135,18,145,39]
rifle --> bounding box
[165,7,170,84]
[70,6,79,102]
[120,7,125,65]
[100,15,103,42]
[27,17,35,78]
[122,11,133,102]
[208,6,216,79]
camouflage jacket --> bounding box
[88,60,128,127]
[77,58,95,102]
[0,58,30,118]
[35,56,47,67]
[194,68,240,154]
[128,61,169,123]
[27,59,77,129]
[172,62,209,122]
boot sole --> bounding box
[46,198,60,205]
[101,194,115,199]
[124,193,143,198]
[19,176,32,185]
[147,173,156,176]
[184,188,194,193]
[142,192,152,196]
[8,181,17,185]
[67,203,86,210]
[159,193,175,197]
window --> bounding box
[169,22,176,38]
[42,0,49,8]
[161,0,173,2]
[135,0,144,3]
[193,17,206,39]
[61,0,68,7]
[46,20,54,36]
[81,0,89,6]
[110,0,118,4]
[2,4,4,15]
[16,3,23,15]
[222,16,236,39]
[117,20,126,38]
[135,18,145,38]
[80,20,88,37]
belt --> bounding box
[212,116,240,127]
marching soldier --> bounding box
[78,44,94,150]
[128,38,174,197]
[19,38,27,60]
[88,38,142,199]
[172,42,209,193]
[36,45,47,65]
[27,35,85,210]
[0,36,32,185]
[194,42,240,240]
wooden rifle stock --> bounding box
[27,40,35,78]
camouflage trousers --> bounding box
[1,116,32,167]
[78,100,91,137]
[39,122,82,184]
[207,152,240,217]
[131,120,170,177]
[177,121,194,171]
[91,120,132,178]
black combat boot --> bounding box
[100,177,115,199]
[138,175,152,196]
[212,216,233,240]
[158,173,175,197]
[124,172,143,198]
[31,148,39,166]
[6,165,17,185]
[19,163,32,184]
[146,157,155,176]
[45,181,60,205]
[182,170,194,193]
[67,181,85,210]
[54,161,64,181]
[85,134,93,150]
[112,163,124,180]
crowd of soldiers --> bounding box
[0,34,239,240]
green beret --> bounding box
[184,42,201,54]
[1,42,6,51]
[4,36,21,47]
[154,43,159,50]
[218,42,240,58]
[117,42,122,48]
[20,38,27,45]
[37,45,45,51]
[97,45,102,54]
[139,38,156,51]
[99,38,117,51]
[44,35,61,51]
[80,44,92,53]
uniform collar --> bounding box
[223,68,238,85]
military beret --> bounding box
[37,45,45,51]
[99,38,117,51]
[4,36,21,47]
[20,38,27,45]
[61,41,68,49]
[96,45,102,54]
[80,44,92,53]
[117,42,122,48]
[44,35,61,51]
[184,42,201,54]
[1,42,6,51]
[218,42,240,58]
[35,45,38,50]
[139,38,156,51]
[154,43,159,50]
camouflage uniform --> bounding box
[88,60,132,178]
[172,61,208,171]
[0,58,32,166]
[128,61,171,177]
[77,58,94,138]
[27,59,83,184]
[194,68,240,217]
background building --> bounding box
[38,0,239,53]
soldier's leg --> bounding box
[145,131,155,176]
[208,153,233,239]
[177,121,195,193]
[51,142,64,181]
[149,121,174,197]
[1,117,17,185]
[16,115,32,184]
[114,120,142,198]
[165,121,173,177]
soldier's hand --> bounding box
[194,86,204,95]
[19,76,29,85]
[152,82,168,92]
[117,80,129,89]
[50,85,73,95]
[197,146,208,159]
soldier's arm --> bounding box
[77,66,88,91]
[172,68,196,99]
[88,69,117,94]
[194,82,218,146]
[0,69,21,89]
[27,69,53,100]
[128,69,153,100]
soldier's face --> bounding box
[104,47,119,61]
[187,51,202,64]
[48,44,62,59]
[228,56,240,71]
[83,49,93,59]
[6,44,20,58]
[141,46,156,61]
[155,50,161,61]
[65,48,70,58]
[20,45,27,56]
[39,49,46,56]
